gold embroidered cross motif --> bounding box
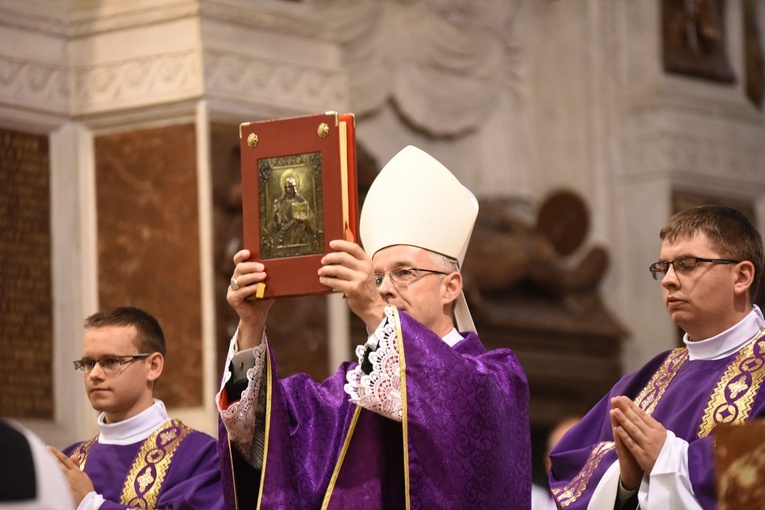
[119,420,193,508]
[728,376,749,399]
[137,468,155,492]
[160,429,178,444]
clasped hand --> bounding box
[610,395,668,490]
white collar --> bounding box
[684,305,765,360]
[97,399,170,445]
[442,327,464,347]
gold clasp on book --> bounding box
[317,123,329,138]
[247,133,258,148]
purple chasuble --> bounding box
[549,336,765,510]
[65,422,225,510]
[218,311,531,509]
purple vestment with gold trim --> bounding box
[64,421,225,509]
[218,311,531,509]
[549,332,765,510]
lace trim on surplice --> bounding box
[219,341,268,465]
[344,307,402,422]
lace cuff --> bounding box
[219,341,268,465]
[344,307,402,422]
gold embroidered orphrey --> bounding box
[551,347,689,508]
[72,419,193,508]
[553,329,765,508]
[697,328,765,437]
[553,441,616,508]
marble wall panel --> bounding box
[94,124,202,407]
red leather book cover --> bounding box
[239,112,358,298]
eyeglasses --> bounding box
[73,354,151,374]
[374,266,450,288]
[648,256,741,280]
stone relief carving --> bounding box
[74,49,200,114]
[2,0,528,150]
[204,48,347,110]
[0,55,69,113]
[662,0,735,83]
[319,0,525,137]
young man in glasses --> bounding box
[217,146,531,509]
[549,205,765,510]
[47,307,224,509]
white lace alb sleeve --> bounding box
[344,307,402,422]
[216,331,268,467]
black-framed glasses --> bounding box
[648,256,741,280]
[73,354,151,374]
[374,266,450,288]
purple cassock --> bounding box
[548,331,765,510]
[65,420,225,509]
[218,311,531,509]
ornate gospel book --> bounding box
[239,112,358,298]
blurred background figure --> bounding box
[532,417,581,510]
[0,418,75,510]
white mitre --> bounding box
[360,145,479,333]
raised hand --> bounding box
[47,446,95,504]
[318,240,386,331]
[228,249,275,349]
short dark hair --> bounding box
[83,307,166,357]
[660,205,764,301]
